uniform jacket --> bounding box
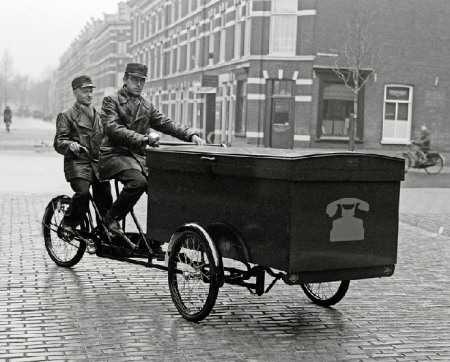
[98,86,197,180]
[54,102,103,182]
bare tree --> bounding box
[333,1,383,151]
[1,50,14,109]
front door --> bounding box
[271,98,293,148]
[269,80,294,149]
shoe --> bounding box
[57,219,76,239]
[103,213,125,237]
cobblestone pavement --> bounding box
[1,192,449,361]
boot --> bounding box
[103,213,125,237]
[57,219,76,239]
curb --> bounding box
[400,213,450,237]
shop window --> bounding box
[317,81,364,141]
[270,0,298,54]
[381,85,413,144]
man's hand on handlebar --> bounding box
[145,132,160,147]
[191,135,206,146]
[69,142,82,155]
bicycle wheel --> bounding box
[424,154,444,175]
[393,152,411,171]
[42,196,86,267]
[301,280,350,307]
[168,229,220,322]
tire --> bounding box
[424,153,444,175]
[393,152,411,171]
[42,196,86,267]
[301,280,350,307]
[168,229,220,322]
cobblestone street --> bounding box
[1,191,449,361]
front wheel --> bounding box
[301,280,350,307]
[42,196,86,267]
[168,229,220,322]
[394,152,411,171]
[424,153,444,175]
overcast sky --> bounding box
[0,0,125,80]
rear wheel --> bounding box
[301,280,350,307]
[168,229,220,322]
[42,196,86,267]
[424,153,444,175]
[394,152,411,171]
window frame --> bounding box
[381,84,413,144]
[315,70,366,143]
[269,0,298,55]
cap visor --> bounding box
[128,72,147,79]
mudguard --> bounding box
[41,195,71,235]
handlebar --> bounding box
[156,141,227,147]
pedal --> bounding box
[107,230,137,249]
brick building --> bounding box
[124,0,450,152]
[55,2,132,111]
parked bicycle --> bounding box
[394,144,444,174]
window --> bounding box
[270,0,297,54]
[234,12,242,59]
[208,21,215,65]
[219,14,226,62]
[219,28,226,62]
[235,80,247,135]
[186,32,191,70]
[243,18,251,56]
[317,78,364,141]
[382,85,413,144]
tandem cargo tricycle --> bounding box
[42,144,405,321]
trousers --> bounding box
[108,169,148,221]
[64,177,112,227]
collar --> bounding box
[117,86,151,110]
[70,102,97,130]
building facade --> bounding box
[125,0,450,152]
[55,1,132,111]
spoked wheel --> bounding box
[168,229,221,322]
[42,196,87,267]
[424,153,444,175]
[393,152,411,171]
[301,280,350,307]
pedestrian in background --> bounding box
[98,63,205,254]
[3,105,12,132]
[54,75,112,237]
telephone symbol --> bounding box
[326,198,370,242]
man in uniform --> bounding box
[99,63,205,253]
[54,75,112,236]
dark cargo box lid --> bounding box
[146,146,405,181]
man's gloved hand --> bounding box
[146,132,160,147]
[191,135,206,146]
[69,142,82,154]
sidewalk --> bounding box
[400,188,450,237]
